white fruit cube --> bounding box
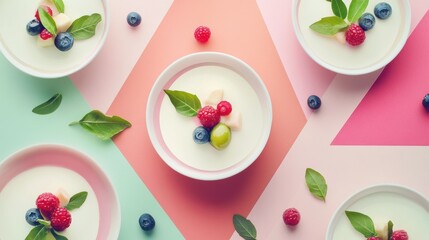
[37,36,54,47]
[204,89,224,106]
[55,188,70,207]
[223,111,242,131]
[335,32,346,44]
[54,13,72,33]
[375,223,388,240]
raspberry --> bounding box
[367,237,382,240]
[217,101,232,116]
[345,24,366,46]
[35,6,53,22]
[282,208,300,226]
[194,26,211,43]
[391,230,408,240]
[36,192,60,218]
[197,106,220,128]
[40,29,53,40]
[50,207,72,231]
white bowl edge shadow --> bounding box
[146,52,273,181]
[325,184,429,240]
[291,0,412,75]
[0,143,121,240]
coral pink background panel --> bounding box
[108,0,306,239]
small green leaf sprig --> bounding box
[305,168,328,201]
[233,214,257,240]
[310,0,369,36]
[25,191,88,240]
[345,211,393,239]
[37,0,102,41]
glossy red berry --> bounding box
[197,106,220,128]
[367,237,382,240]
[194,26,211,43]
[391,230,408,240]
[50,207,72,231]
[282,208,300,226]
[35,192,59,218]
[40,29,53,40]
[217,101,232,116]
[35,6,53,22]
[345,24,366,46]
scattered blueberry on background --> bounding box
[422,94,429,111]
[127,12,142,27]
[139,213,156,231]
[307,95,321,110]
[374,2,392,20]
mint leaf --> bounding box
[67,14,102,40]
[65,191,88,211]
[52,0,65,13]
[310,16,348,35]
[38,7,57,35]
[305,168,328,201]
[387,220,393,240]
[345,211,377,238]
[37,219,50,227]
[348,0,369,23]
[69,110,131,140]
[164,90,202,117]
[233,214,257,240]
[25,225,44,240]
[332,0,347,19]
[32,93,62,115]
[52,230,68,240]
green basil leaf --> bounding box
[332,0,347,19]
[32,93,62,115]
[25,225,45,240]
[52,0,65,13]
[67,14,102,40]
[387,220,393,240]
[164,90,202,117]
[233,214,257,240]
[38,7,57,35]
[305,168,328,201]
[309,16,348,35]
[345,211,377,238]
[348,0,369,23]
[52,230,68,240]
[65,191,88,211]
[69,110,132,140]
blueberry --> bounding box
[374,2,392,20]
[307,95,321,110]
[25,208,42,226]
[54,32,74,52]
[139,213,155,231]
[127,12,141,27]
[358,13,376,31]
[193,126,210,144]
[26,19,43,36]
[422,94,429,111]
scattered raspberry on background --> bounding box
[194,26,211,43]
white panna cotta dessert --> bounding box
[296,0,408,73]
[0,166,99,239]
[159,65,265,171]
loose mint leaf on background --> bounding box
[345,211,377,238]
[67,14,102,40]
[387,220,393,240]
[32,93,62,115]
[310,16,348,35]
[348,0,369,23]
[52,0,65,13]
[305,168,328,201]
[65,191,88,211]
[38,7,57,35]
[164,90,202,117]
[332,0,348,19]
[52,230,68,240]
[69,110,131,140]
[233,214,257,240]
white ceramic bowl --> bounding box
[292,0,411,75]
[0,144,120,240]
[146,52,272,181]
[0,0,109,78]
[326,184,429,239]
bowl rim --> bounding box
[291,0,412,75]
[0,0,110,79]
[0,143,121,239]
[146,51,272,181]
[325,184,429,239]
